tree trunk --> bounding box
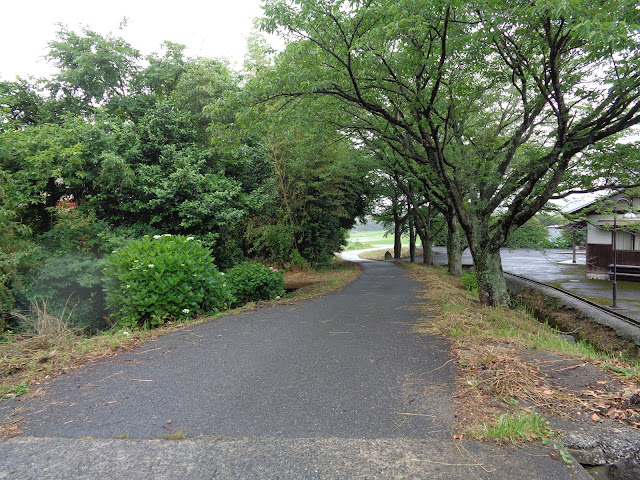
[393,209,402,259]
[270,139,298,252]
[412,204,433,265]
[446,213,463,277]
[409,209,416,263]
[422,232,433,265]
[471,247,510,306]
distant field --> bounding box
[346,230,421,250]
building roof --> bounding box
[567,191,636,215]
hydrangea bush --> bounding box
[103,235,230,328]
[226,262,285,306]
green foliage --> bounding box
[0,213,40,330]
[0,25,372,333]
[248,222,295,265]
[135,41,187,100]
[259,0,640,305]
[0,79,45,127]
[541,236,569,249]
[47,26,140,110]
[225,262,284,306]
[103,235,230,329]
[1,380,30,399]
[23,206,124,332]
[27,253,107,330]
[504,219,550,249]
[288,249,310,270]
[559,228,586,248]
[96,143,249,268]
[237,96,371,266]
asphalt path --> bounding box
[2,258,454,440]
[0,256,592,479]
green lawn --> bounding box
[345,230,421,250]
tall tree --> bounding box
[236,97,371,265]
[47,27,140,112]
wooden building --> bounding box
[570,193,640,280]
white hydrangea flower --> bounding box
[182,309,190,314]
[153,235,162,239]
[148,264,155,268]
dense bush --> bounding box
[27,252,108,332]
[226,262,284,306]
[0,217,40,332]
[541,236,571,249]
[103,235,230,328]
[23,206,122,332]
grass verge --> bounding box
[282,259,360,301]
[403,263,640,443]
[0,258,361,404]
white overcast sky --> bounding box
[1,0,271,80]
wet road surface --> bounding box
[430,247,640,319]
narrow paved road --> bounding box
[0,257,590,479]
[2,258,454,440]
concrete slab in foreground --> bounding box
[1,436,591,480]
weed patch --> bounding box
[163,430,187,440]
[512,287,640,362]
[471,411,553,445]
[1,380,30,399]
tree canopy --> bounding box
[258,0,640,304]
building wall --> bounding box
[586,210,640,274]
[578,194,640,278]
[587,222,611,244]
[586,243,611,274]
